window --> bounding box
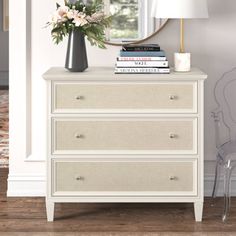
[104,0,155,42]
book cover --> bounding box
[120,50,166,57]
[114,67,170,74]
[117,56,167,61]
[122,44,160,51]
[116,61,168,68]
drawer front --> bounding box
[52,118,197,155]
[52,160,197,196]
[53,82,197,113]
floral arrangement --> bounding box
[47,0,112,48]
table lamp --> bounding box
[151,0,208,72]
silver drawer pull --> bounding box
[169,95,177,100]
[76,176,84,181]
[169,176,178,181]
[169,133,177,139]
[75,95,84,100]
[75,134,84,139]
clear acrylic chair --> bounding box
[211,67,236,222]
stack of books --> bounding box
[114,44,170,74]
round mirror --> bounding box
[104,0,168,46]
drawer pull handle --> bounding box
[75,95,84,100]
[76,176,84,181]
[75,134,84,139]
[169,95,177,100]
[169,176,177,181]
[169,133,177,139]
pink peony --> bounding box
[73,12,88,26]
[67,9,78,20]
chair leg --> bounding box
[222,163,232,223]
[212,155,221,198]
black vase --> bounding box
[65,30,88,72]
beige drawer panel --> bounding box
[52,161,196,195]
[53,118,197,154]
[53,82,197,113]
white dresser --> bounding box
[43,67,207,222]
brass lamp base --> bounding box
[174,19,191,72]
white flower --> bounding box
[50,14,64,24]
[67,9,78,20]
[50,6,69,23]
[57,6,69,18]
[73,12,88,27]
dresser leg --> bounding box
[194,202,203,222]
[46,201,55,222]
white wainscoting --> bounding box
[7,174,45,197]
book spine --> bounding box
[117,57,166,61]
[114,67,170,74]
[116,61,168,68]
[120,50,165,57]
[122,47,160,51]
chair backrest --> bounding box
[214,67,236,142]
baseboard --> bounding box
[7,174,46,197]
[0,71,9,86]
[7,173,236,197]
[204,174,236,196]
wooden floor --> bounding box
[1,169,236,235]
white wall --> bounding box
[8,0,236,196]
[0,0,9,86]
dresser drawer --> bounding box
[52,160,197,196]
[52,118,197,155]
[52,82,197,113]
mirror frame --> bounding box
[104,19,169,46]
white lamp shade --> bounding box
[151,0,209,19]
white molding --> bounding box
[7,174,46,197]
[7,173,236,197]
[9,0,32,166]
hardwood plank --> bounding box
[0,233,234,236]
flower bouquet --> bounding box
[47,0,112,72]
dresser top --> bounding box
[43,67,207,81]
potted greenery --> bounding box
[46,0,111,72]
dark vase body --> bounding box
[65,30,88,72]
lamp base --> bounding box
[174,53,191,72]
